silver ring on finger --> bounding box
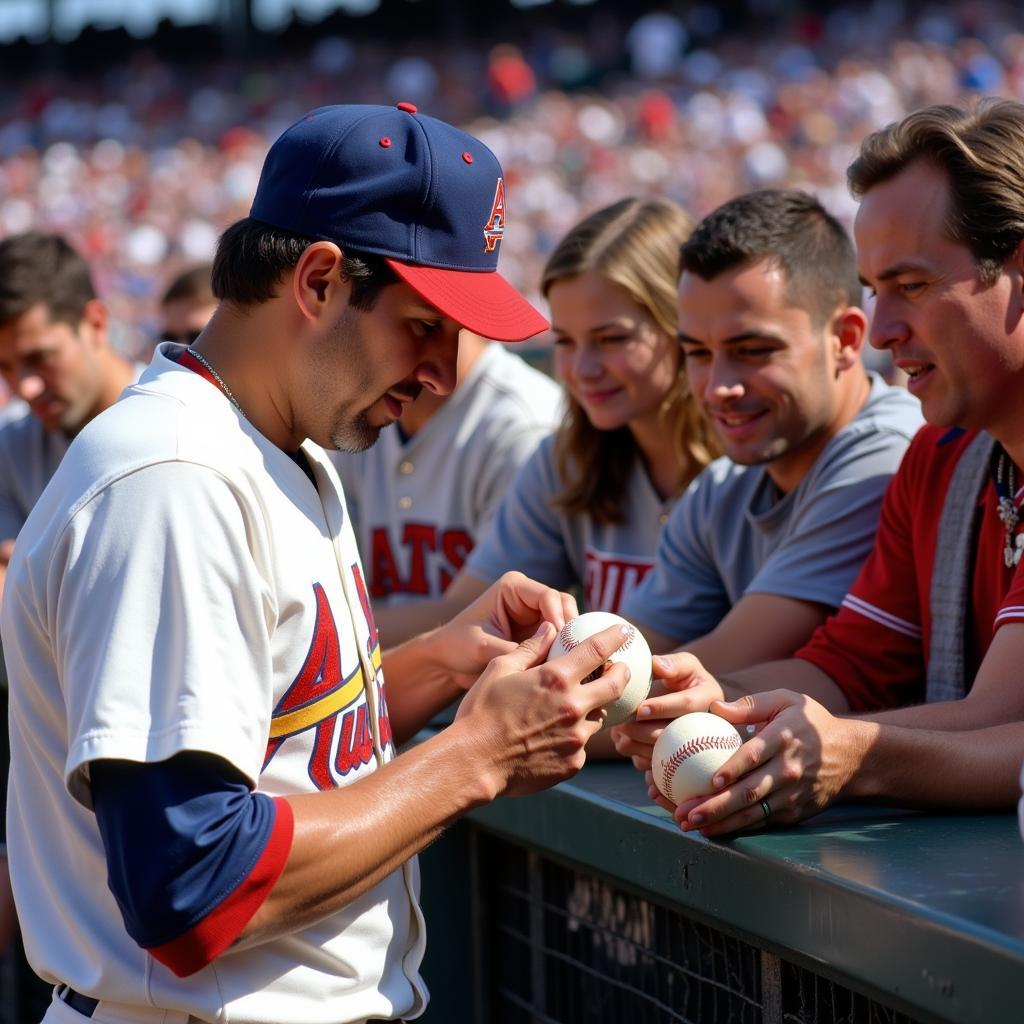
[759,797,771,820]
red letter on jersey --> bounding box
[439,528,474,592]
[402,523,437,596]
[370,528,402,599]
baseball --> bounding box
[652,712,743,805]
[546,611,652,728]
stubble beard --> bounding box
[330,411,382,453]
[319,305,384,453]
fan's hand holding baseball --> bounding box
[669,690,869,836]
[610,651,725,771]
[431,571,579,689]
[454,620,631,798]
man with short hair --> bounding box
[618,189,922,673]
[2,103,627,1023]
[0,232,138,600]
[158,263,216,346]
[0,231,140,1022]
[617,99,1024,836]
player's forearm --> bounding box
[720,657,851,713]
[237,720,498,948]
[380,631,462,744]
[374,597,452,648]
[844,720,1024,808]
[374,572,491,649]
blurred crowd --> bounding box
[0,0,1023,358]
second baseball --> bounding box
[546,611,652,728]
[652,712,743,805]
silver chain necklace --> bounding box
[187,347,247,421]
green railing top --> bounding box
[467,758,1024,1024]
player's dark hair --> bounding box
[212,218,399,309]
[681,189,862,328]
[161,263,214,307]
[848,99,1024,287]
[541,197,718,526]
[0,232,96,328]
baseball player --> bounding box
[376,196,718,646]
[2,103,629,1023]
[330,328,561,628]
[619,100,1024,836]
[0,232,143,1022]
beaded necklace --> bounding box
[993,447,1023,567]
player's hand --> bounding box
[455,620,630,798]
[609,652,725,772]
[666,690,866,836]
[434,571,578,689]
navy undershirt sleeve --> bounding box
[91,751,277,950]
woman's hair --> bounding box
[542,197,717,524]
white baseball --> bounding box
[546,611,652,728]
[652,712,742,805]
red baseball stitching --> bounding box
[558,620,636,654]
[557,621,579,651]
[660,733,741,791]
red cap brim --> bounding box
[385,259,549,342]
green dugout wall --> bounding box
[417,760,1024,1024]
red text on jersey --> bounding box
[370,523,473,599]
[263,582,391,788]
[583,548,654,614]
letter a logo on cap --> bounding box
[483,179,506,253]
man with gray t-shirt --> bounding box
[618,190,922,672]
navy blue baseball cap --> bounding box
[249,102,548,342]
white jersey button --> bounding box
[658,512,668,525]
[399,460,414,475]
[399,496,413,510]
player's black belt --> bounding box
[57,987,406,1022]
[58,985,99,1017]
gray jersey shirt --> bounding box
[331,343,562,607]
[466,433,675,615]
[0,401,69,541]
[620,373,924,644]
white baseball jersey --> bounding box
[466,434,675,614]
[331,343,562,606]
[2,344,425,1024]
